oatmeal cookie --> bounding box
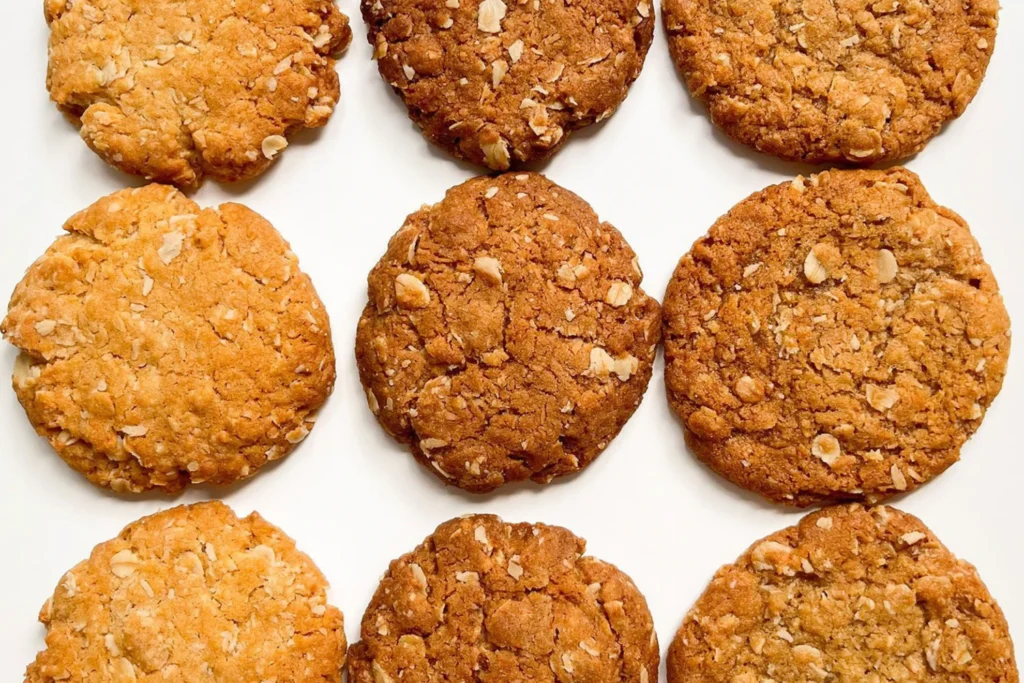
[2,185,335,493]
[356,173,661,493]
[362,0,653,169]
[663,0,999,164]
[663,168,1009,506]
[349,514,659,683]
[668,504,1018,682]
[25,501,346,683]
[45,0,352,187]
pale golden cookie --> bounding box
[45,0,352,187]
[663,168,1010,506]
[3,185,335,493]
[349,514,659,683]
[668,505,1018,683]
[356,173,661,493]
[663,0,999,164]
[362,0,653,169]
[25,502,346,683]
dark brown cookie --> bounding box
[349,514,659,683]
[356,173,661,493]
[663,168,1010,506]
[362,0,654,169]
[663,0,999,164]
[668,505,1018,683]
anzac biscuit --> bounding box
[362,0,653,169]
[3,185,335,493]
[668,505,1018,682]
[663,0,999,164]
[45,0,352,187]
[25,502,346,683]
[349,514,659,683]
[663,168,1009,506]
[356,173,660,493]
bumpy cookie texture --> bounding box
[668,505,1019,682]
[356,173,660,493]
[349,515,659,683]
[663,168,1009,506]
[3,185,335,493]
[362,0,653,169]
[25,502,346,682]
[664,0,999,164]
[45,0,352,187]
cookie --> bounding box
[25,502,345,682]
[362,0,653,170]
[668,504,1018,682]
[45,0,352,187]
[356,172,660,493]
[349,514,659,683]
[663,168,1009,506]
[2,185,335,493]
[663,0,999,164]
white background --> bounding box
[1,2,1021,679]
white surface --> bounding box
[1,2,1021,679]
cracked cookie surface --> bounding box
[349,514,658,683]
[362,0,653,169]
[356,173,660,493]
[668,504,1018,683]
[663,168,1009,506]
[2,185,335,493]
[45,0,352,187]
[25,501,346,683]
[663,0,999,164]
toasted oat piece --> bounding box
[45,0,352,187]
[2,185,335,493]
[361,0,653,169]
[25,502,346,683]
[349,514,659,683]
[663,0,999,164]
[663,168,1010,506]
[356,173,661,493]
[669,505,1018,683]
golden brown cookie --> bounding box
[2,185,335,493]
[362,0,653,169]
[668,504,1019,682]
[356,173,661,493]
[25,502,346,683]
[349,514,659,683]
[663,168,1009,506]
[45,0,352,187]
[663,0,999,164]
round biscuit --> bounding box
[356,172,661,493]
[2,185,335,493]
[663,168,1010,506]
